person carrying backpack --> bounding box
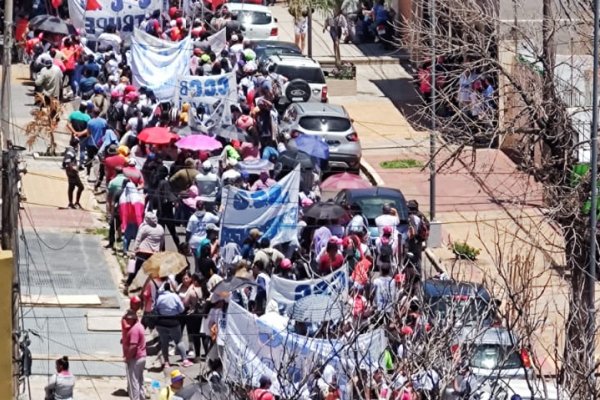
[375,225,396,270]
[407,200,430,272]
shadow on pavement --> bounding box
[369,62,430,132]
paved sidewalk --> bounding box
[270,4,406,64]
[20,159,203,399]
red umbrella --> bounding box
[320,172,372,190]
[138,127,174,145]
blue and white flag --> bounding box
[268,267,349,322]
[131,28,192,101]
[220,167,300,247]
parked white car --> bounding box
[267,55,328,103]
[225,3,278,40]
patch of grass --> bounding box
[379,159,424,169]
[85,227,109,237]
[451,241,481,261]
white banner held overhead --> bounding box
[220,166,300,247]
[268,267,349,322]
[220,301,387,400]
[131,28,192,101]
[203,28,227,55]
[68,0,163,38]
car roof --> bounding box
[293,102,347,117]
[225,3,272,12]
[270,55,321,67]
[459,326,518,346]
[340,187,406,199]
[423,278,491,301]
[254,40,301,51]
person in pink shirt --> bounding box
[251,170,276,192]
[122,309,147,400]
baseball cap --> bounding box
[383,226,393,236]
[280,259,292,270]
[129,295,141,307]
[170,369,185,383]
[407,199,419,210]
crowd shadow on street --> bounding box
[369,60,431,132]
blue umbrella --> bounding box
[293,134,330,160]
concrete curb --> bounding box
[425,248,448,275]
[317,56,403,66]
[31,152,63,160]
[359,158,385,186]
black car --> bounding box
[333,187,409,241]
[422,278,498,327]
[254,40,302,63]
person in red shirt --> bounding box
[319,238,344,274]
[121,308,146,400]
[123,159,145,188]
[103,145,128,185]
[250,376,275,400]
[61,37,81,97]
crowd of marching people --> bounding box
[23,3,440,400]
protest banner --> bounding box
[268,267,349,322]
[176,71,237,127]
[220,166,300,246]
[177,72,237,106]
[221,301,387,400]
[68,0,163,37]
[131,28,191,101]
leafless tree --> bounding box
[400,0,598,395]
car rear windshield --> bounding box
[276,65,326,84]
[428,297,489,326]
[471,344,524,370]
[354,196,408,222]
[237,10,272,25]
[299,116,351,132]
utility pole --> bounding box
[1,0,13,150]
[586,0,600,387]
[1,145,20,399]
[429,0,436,221]
[307,6,313,58]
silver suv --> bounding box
[280,103,362,172]
[268,55,328,103]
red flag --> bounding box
[86,0,102,11]
[51,0,62,8]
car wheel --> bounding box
[285,79,311,103]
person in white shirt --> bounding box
[457,69,474,109]
[375,203,399,237]
[195,160,220,201]
[221,159,241,185]
[97,24,122,53]
[372,264,396,314]
[186,200,220,254]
